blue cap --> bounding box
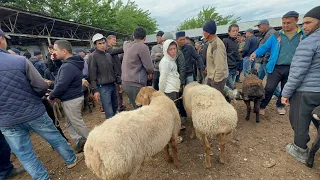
[203,20,217,34]
[0,29,11,39]
[255,19,269,27]
[10,48,20,55]
[175,31,185,39]
[283,11,299,18]
[34,50,41,56]
[75,48,85,53]
[246,28,254,33]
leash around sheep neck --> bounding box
[173,96,183,102]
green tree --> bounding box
[1,0,157,35]
[177,6,241,30]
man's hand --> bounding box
[119,85,123,93]
[281,97,290,106]
[202,69,207,77]
[179,88,182,93]
[249,53,256,61]
[155,53,162,57]
[94,92,100,101]
[236,71,239,76]
[148,74,153,80]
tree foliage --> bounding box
[1,0,157,35]
[177,7,241,30]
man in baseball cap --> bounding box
[92,33,106,44]
[255,19,269,27]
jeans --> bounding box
[243,56,255,77]
[122,85,141,109]
[0,132,13,179]
[260,65,290,109]
[0,113,76,180]
[152,71,160,91]
[98,83,118,119]
[226,68,237,90]
[61,96,89,142]
[185,75,195,85]
[236,60,243,82]
[258,62,267,80]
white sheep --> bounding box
[183,82,238,168]
[84,87,181,180]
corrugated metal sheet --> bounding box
[146,15,304,43]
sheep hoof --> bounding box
[245,116,250,121]
[219,159,226,164]
[306,162,313,168]
[205,163,212,169]
[256,119,260,123]
[174,162,180,168]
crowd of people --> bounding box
[0,5,319,180]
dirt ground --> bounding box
[9,83,320,180]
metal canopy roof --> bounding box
[0,5,130,45]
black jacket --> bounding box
[49,55,84,102]
[223,36,239,69]
[180,44,205,75]
[88,49,121,93]
[106,45,124,76]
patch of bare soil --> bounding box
[9,89,320,180]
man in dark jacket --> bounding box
[0,30,81,180]
[89,33,121,117]
[223,24,239,90]
[121,27,154,109]
[29,50,47,77]
[175,31,205,85]
[49,40,89,153]
[242,28,259,76]
[106,35,125,112]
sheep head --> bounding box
[135,86,156,106]
[312,106,320,121]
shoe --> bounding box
[259,108,265,115]
[74,138,86,154]
[277,107,286,115]
[177,136,183,144]
[4,167,26,179]
[67,153,84,169]
[286,143,308,164]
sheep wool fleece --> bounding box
[84,93,180,180]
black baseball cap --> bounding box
[0,29,11,39]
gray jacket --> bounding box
[151,44,163,71]
[282,28,320,98]
[256,27,276,63]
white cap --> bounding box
[92,33,105,44]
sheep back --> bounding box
[242,74,264,100]
[84,95,180,180]
[183,82,238,136]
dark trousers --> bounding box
[207,78,227,94]
[236,60,243,82]
[123,85,141,109]
[289,92,320,149]
[0,132,13,179]
[153,71,160,91]
[260,65,290,109]
[165,92,179,103]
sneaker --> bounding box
[74,138,86,154]
[177,136,183,144]
[277,107,286,115]
[4,167,26,179]
[286,143,308,164]
[259,108,265,115]
[67,153,84,169]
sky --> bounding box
[129,0,319,32]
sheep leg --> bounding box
[218,133,226,164]
[306,129,320,168]
[201,133,211,168]
[164,144,172,163]
[254,98,261,123]
[244,100,251,121]
[170,136,179,168]
[190,120,196,139]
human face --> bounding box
[108,37,117,47]
[185,39,191,44]
[229,27,239,38]
[282,17,298,32]
[303,17,320,36]
[258,24,269,33]
[202,31,209,40]
[167,44,177,58]
[95,39,107,52]
[156,36,163,44]
[0,36,7,50]
[48,48,54,54]
[176,37,186,47]
[53,44,67,60]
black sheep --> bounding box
[306,106,320,168]
[241,69,265,123]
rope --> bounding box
[173,96,183,102]
[52,101,62,127]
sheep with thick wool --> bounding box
[183,82,238,168]
[84,87,181,180]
